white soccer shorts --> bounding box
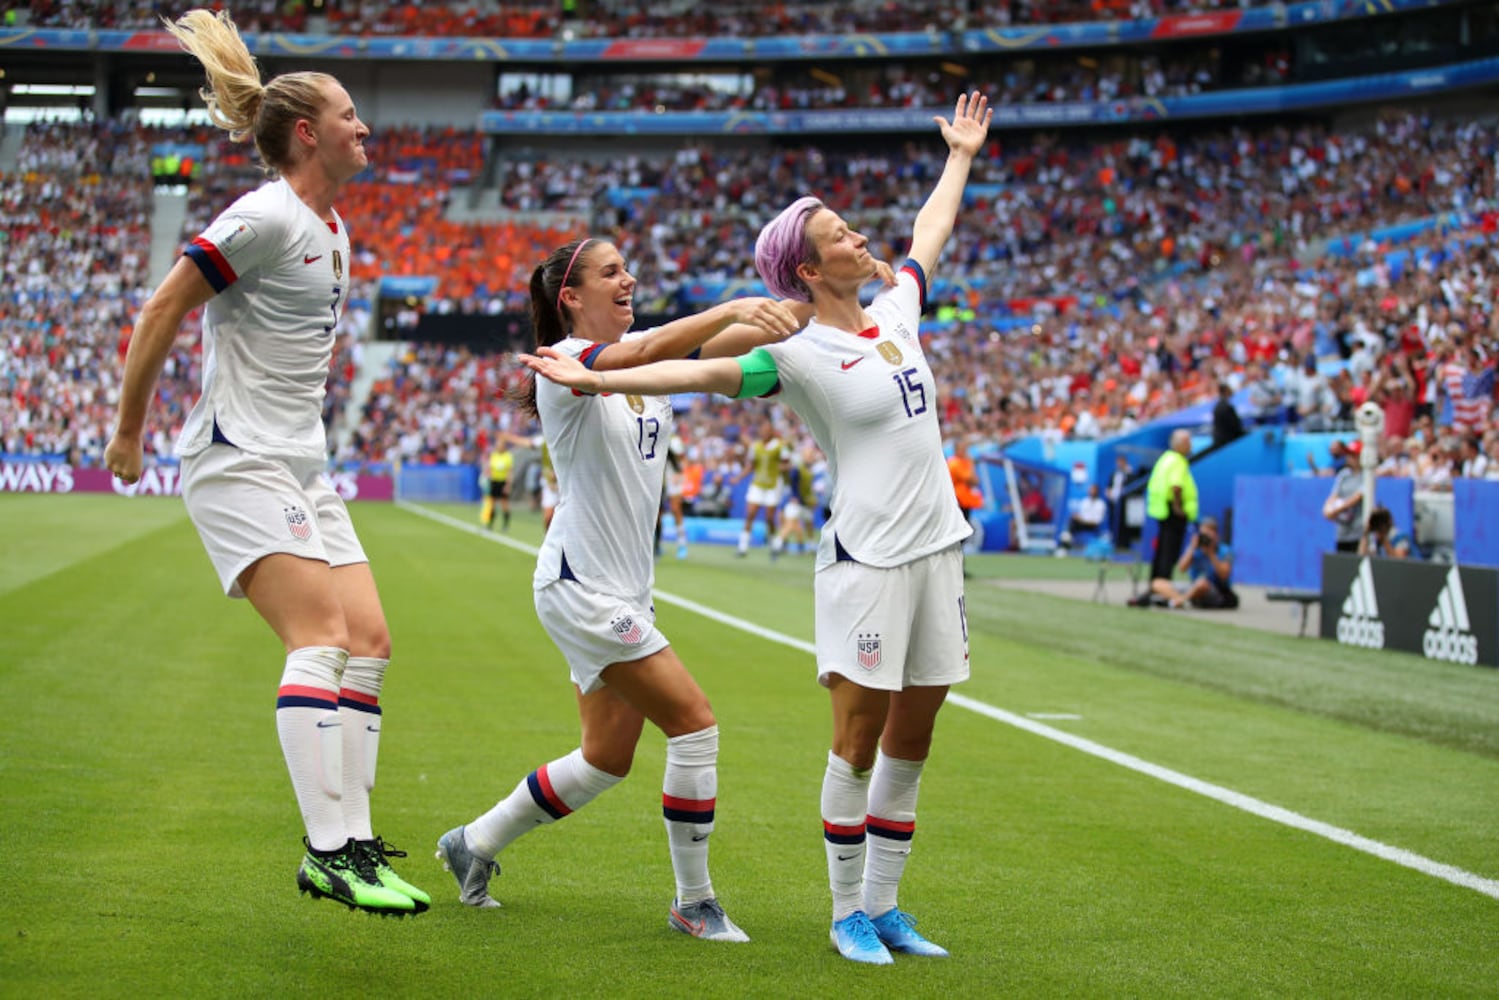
[534,579,669,695]
[814,543,970,691]
[746,483,783,508]
[182,444,367,598]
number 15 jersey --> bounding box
[754,263,971,570]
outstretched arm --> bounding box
[701,300,816,358]
[104,257,216,484]
[594,296,805,369]
[522,346,746,397]
[906,91,992,280]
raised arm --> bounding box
[104,257,217,484]
[905,91,992,280]
[522,346,748,398]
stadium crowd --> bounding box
[497,47,1289,113]
[3,112,1497,493]
[6,0,1292,37]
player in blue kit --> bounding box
[437,237,809,940]
[104,9,426,915]
[520,91,993,964]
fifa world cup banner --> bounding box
[0,461,393,501]
[1320,554,1499,668]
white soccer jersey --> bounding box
[534,333,673,600]
[176,178,352,460]
[759,264,970,569]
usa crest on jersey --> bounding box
[284,505,312,541]
[611,614,644,645]
[856,632,883,669]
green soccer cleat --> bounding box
[356,837,432,912]
[296,838,416,916]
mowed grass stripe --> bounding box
[401,500,1499,904]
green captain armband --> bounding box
[734,348,781,399]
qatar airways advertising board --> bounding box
[0,462,393,502]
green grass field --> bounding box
[3,494,1497,998]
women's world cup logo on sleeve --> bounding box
[284,505,312,541]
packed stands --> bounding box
[7,0,1282,37]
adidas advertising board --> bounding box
[1320,555,1497,668]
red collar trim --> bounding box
[855,325,880,340]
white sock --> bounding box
[822,749,871,921]
[663,725,718,905]
[338,655,387,842]
[276,646,349,852]
[738,530,751,553]
[465,748,620,859]
[864,751,924,918]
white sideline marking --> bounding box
[401,501,1499,902]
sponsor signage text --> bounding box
[1322,554,1497,668]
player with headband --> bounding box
[519,91,992,964]
[438,235,829,942]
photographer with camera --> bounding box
[1150,516,1238,610]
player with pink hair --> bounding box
[521,91,993,964]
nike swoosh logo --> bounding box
[691,834,709,842]
[840,357,864,370]
[315,719,340,728]
[303,254,323,264]
[366,725,380,734]
[836,853,859,861]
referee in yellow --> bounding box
[482,438,517,531]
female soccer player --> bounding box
[103,9,426,915]
[436,237,809,940]
[520,91,993,964]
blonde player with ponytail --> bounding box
[104,9,426,915]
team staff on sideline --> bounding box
[438,237,817,942]
[102,9,426,915]
[1134,429,1197,607]
[737,417,788,558]
[522,91,993,965]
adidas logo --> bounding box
[1423,566,1479,665]
[1336,559,1385,649]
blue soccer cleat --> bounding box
[829,910,894,965]
[870,908,949,957]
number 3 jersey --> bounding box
[534,332,673,599]
[176,178,352,460]
[755,264,971,570]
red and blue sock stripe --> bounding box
[663,794,715,825]
[338,687,381,717]
[276,684,338,711]
[823,820,867,846]
[527,764,573,820]
[867,815,915,842]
